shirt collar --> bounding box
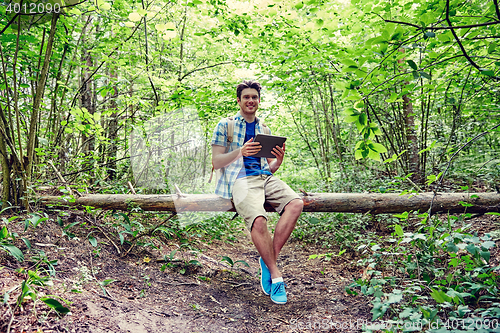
[235,112,260,123]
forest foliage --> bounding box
[0,0,500,330]
[0,0,498,206]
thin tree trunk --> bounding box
[107,72,118,180]
[397,49,420,182]
[80,16,96,181]
[0,111,10,210]
[26,13,60,181]
[402,94,420,182]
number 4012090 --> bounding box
[5,2,61,14]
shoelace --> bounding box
[272,282,287,294]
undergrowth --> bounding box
[345,210,500,333]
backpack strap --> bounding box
[260,119,270,135]
[226,116,235,148]
[209,116,236,183]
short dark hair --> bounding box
[236,80,262,100]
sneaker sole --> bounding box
[259,258,270,295]
[271,297,287,305]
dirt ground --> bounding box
[0,212,372,333]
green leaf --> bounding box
[358,113,367,126]
[64,221,80,230]
[480,69,495,77]
[407,60,418,70]
[393,212,409,219]
[309,217,320,225]
[385,92,398,103]
[394,225,404,237]
[1,244,24,262]
[420,71,431,80]
[235,260,250,267]
[345,114,359,123]
[100,2,111,10]
[21,238,31,250]
[446,242,459,253]
[488,42,496,54]
[370,299,388,320]
[369,142,387,153]
[0,226,7,240]
[387,291,403,304]
[188,260,201,266]
[480,250,490,263]
[117,213,130,224]
[341,58,357,67]
[88,236,97,247]
[41,297,71,314]
[424,31,435,38]
[466,243,478,256]
[430,288,451,304]
[128,12,142,22]
[481,241,496,249]
[221,256,233,267]
[168,249,177,260]
[368,149,381,161]
[354,148,363,160]
[100,279,116,286]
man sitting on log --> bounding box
[211,80,303,304]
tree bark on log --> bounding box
[38,192,500,214]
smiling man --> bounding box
[211,80,303,304]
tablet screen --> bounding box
[253,134,287,158]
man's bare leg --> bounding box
[251,199,303,279]
[272,199,303,261]
[251,216,281,279]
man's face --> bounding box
[237,88,260,115]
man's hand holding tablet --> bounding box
[252,134,287,158]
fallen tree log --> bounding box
[38,192,500,214]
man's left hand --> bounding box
[271,143,285,166]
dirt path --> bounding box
[1,216,371,333]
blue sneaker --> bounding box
[270,280,287,304]
[259,257,272,295]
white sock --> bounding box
[272,277,283,284]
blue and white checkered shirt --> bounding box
[211,112,272,199]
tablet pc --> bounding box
[253,134,287,158]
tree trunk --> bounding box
[397,49,421,183]
[80,17,96,181]
[0,129,10,209]
[26,13,59,181]
[39,192,500,214]
[107,82,118,180]
[402,94,420,182]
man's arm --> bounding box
[267,143,285,173]
[212,138,262,170]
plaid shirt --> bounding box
[211,112,271,199]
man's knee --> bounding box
[251,216,267,234]
[285,199,304,215]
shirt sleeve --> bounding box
[211,119,227,147]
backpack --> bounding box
[208,116,270,183]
